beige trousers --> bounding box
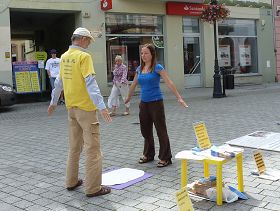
[107,82,130,109]
[66,108,102,194]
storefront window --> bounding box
[106,14,164,82]
[218,19,258,74]
[183,18,199,33]
[106,14,163,35]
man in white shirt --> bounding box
[45,49,60,90]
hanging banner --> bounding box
[218,45,231,67]
[12,61,41,94]
[101,0,112,11]
[239,45,251,66]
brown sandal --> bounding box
[66,179,83,191]
[138,157,154,164]
[86,186,111,197]
[157,160,172,168]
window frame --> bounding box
[217,19,258,75]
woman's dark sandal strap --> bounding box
[157,160,172,168]
[139,157,154,164]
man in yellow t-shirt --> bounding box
[47,27,112,197]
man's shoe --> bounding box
[86,186,111,197]
[66,179,83,191]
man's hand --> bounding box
[100,108,112,123]
[48,105,57,116]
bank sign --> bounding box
[101,0,112,11]
[166,2,207,16]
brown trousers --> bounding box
[139,100,172,161]
[66,108,102,194]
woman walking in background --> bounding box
[108,55,130,116]
[125,44,188,167]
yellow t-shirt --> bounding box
[60,47,97,111]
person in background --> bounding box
[46,49,60,91]
[127,60,139,81]
[45,49,64,104]
[47,27,112,197]
[125,43,188,167]
[108,55,130,116]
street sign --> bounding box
[35,51,47,61]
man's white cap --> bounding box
[73,27,94,40]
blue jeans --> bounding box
[49,77,56,90]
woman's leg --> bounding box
[107,84,120,113]
[119,84,130,113]
[139,102,155,159]
[151,100,172,162]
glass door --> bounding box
[183,18,201,88]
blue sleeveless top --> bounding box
[136,64,164,102]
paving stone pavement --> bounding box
[1,83,280,211]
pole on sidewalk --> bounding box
[212,0,224,98]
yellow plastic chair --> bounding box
[176,122,244,205]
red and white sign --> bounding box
[239,45,251,66]
[101,0,112,11]
[166,2,207,16]
[219,45,231,67]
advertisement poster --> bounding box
[175,187,194,211]
[239,45,251,66]
[218,45,231,67]
[109,46,128,72]
[12,61,41,93]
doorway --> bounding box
[183,18,202,88]
[10,9,76,94]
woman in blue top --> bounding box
[125,44,188,167]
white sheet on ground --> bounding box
[102,168,145,186]
[226,131,280,152]
[252,169,280,181]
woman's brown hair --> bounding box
[140,43,157,72]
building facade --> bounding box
[0,0,276,95]
[273,0,280,81]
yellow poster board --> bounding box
[15,71,32,93]
[30,71,41,92]
[193,122,212,149]
[12,62,41,93]
[253,150,266,174]
[176,187,194,211]
[35,51,47,61]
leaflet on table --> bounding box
[193,145,243,160]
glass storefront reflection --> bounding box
[218,19,258,74]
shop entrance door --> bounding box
[183,36,201,88]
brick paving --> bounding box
[1,84,280,210]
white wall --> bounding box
[0,9,12,84]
